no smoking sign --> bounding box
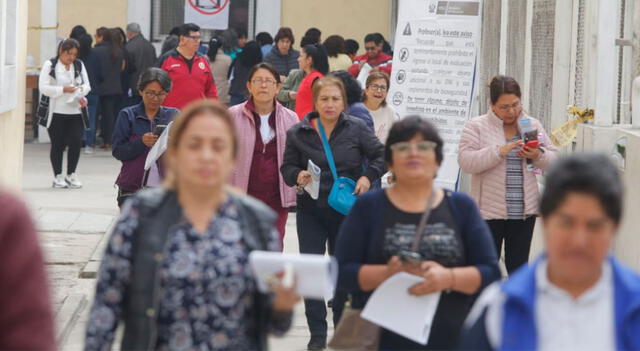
[188,0,230,15]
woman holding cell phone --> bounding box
[334,117,500,350]
[111,68,179,208]
[458,75,559,275]
[38,38,91,189]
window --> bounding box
[151,0,255,43]
[0,0,18,114]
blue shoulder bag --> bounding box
[318,121,357,215]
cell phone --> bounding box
[153,124,167,136]
[397,250,422,265]
[525,140,540,149]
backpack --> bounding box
[37,58,89,129]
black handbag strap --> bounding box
[410,189,437,252]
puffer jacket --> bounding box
[281,112,385,210]
[458,110,558,220]
[264,47,300,77]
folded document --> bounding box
[249,251,338,300]
[361,272,441,345]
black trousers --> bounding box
[99,94,122,145]
[296,207,348,338]
[47,113,84,176]
[486,216,536,275]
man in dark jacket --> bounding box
[156,23,218,109]
[125,23,157,106]
[0,191,55,350]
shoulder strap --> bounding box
[48,58,57,79]
[317,121,339,180]
[411,188,437,252]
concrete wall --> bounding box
[280,0,393,54]
[576,124,640,270]
[27,0,128,66]
[0,0,28,189]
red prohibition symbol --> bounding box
[187,0,230,15]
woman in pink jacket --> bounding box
[458,75,558,274]
[229,62,299,247]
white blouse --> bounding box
[367,104,397,144]
[38,59,91,121]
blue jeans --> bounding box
[84,94,99,147]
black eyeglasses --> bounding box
[143,91,168,99]
[365,46,377,51]
[185,35,202,41]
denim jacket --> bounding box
[112,103,179,192]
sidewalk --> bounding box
[22,142,329,350]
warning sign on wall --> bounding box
[388,0,482,190]
[184,0,230,30]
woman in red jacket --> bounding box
[294,43,329,120]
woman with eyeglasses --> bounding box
[363,72,396,144]
[112,68,179,208]
[294,43,330,120]
[458,75,558,275]
[335,116,500,350]
[228,63,299,247]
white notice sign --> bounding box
[184,0,230,30]
[389,0,482,190]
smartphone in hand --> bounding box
[154,124,167,136]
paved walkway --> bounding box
[22,143,328,350]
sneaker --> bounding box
[84,147,94,154]
[65,173,83,189]
[307,336,327,350]
[52,174,68,188]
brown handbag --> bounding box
[327,299,380,351]
[328,190,438,350]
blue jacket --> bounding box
[112,103,179,191]
[335,189,500,308]
[459,256,640,350]
[347,102,374,131]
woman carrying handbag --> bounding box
[281,76,385,350]
[333,117,500,350]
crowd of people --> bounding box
[2,21,633,351]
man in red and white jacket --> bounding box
[156,23,218,109]
[348,33,393,77]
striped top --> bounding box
[505,136,525,219]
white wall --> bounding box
[128,0,152,39]
[255,0,281,36]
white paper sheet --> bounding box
[361,272,441,345]
[144,122,172,171]
[305,159,321,200]
[248,251,337,300]
[356,63,373,89]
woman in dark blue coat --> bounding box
[335,117,500,350]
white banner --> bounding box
[389,0,482,190]
[184,0,230,30]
